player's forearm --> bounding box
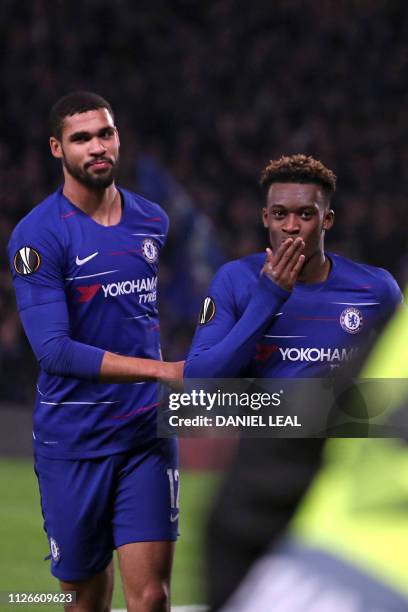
[99,351,181,384]
[185,276,290,377]
[19,302,182,384]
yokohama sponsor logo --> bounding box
[76,276,157,302]
[279,346,358,362]
[102,276,157,298]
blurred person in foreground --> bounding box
[212,297,408,612]
[7,91,183,612]
[183,154,402,608]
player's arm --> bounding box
[16,293,183,385]
[185,238,304,378]
[99,351,182,385]
[8,227,182,386]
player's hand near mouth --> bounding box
[261,237,305,291]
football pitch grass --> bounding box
[0,458,219,611]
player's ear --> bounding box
[262,207,268,228]
[323,208,335,231]
[50,137,63,159]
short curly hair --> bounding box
[50,91,114,140]
[260,154,337,198]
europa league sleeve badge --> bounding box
[199,297,216,325]
[14,246,41,275]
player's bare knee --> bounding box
[143,582,169,611]
[127,581,169,612]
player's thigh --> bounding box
[118,541,175,608]
[113,437,180,545]
[60,560,114,612]
[34,454,116,583]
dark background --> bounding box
[1,0,407,405]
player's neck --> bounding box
[63,180,121,226]
[297,251,331,284]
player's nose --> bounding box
[89,137,107,155]
[282,214,300,234]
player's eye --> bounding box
[70,133,90,143]
[100,129,114,138]
[300,210,313,219]
[271,210,285,219]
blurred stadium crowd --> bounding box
[0,0,407,402]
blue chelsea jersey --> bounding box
[185,252,402,379]
[8,187,168,458]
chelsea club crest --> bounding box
[340,307,363,334]
[141,238,159,263]
[49,537,61,562]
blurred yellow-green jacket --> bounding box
[291,295,408,597]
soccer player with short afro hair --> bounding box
[260,154,337,199]
[185,152,401,610]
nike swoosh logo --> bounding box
[170,513,179,523]
[76,252,99,266]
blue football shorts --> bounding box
[34,437,179,582]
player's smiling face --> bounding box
[50,108,120,189]
[262,182,334,262]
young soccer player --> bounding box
[185,154,401,379]
[184,154,402,610]
[8,92,183,612]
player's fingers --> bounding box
[286,243,306,272]
[274,242,304,288]
[273,238,294,264]
[262,247,274,268]
[263,239,304,287]
[276,237,303,264]
[273,238,304,275]
[265,247,274,264]
[261,248,273,275]
[288,253,305,282]
[261,249,270,274]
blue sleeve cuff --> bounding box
[19,301,106,381]
[67,342,105,381]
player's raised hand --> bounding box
[261,237,305,291]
